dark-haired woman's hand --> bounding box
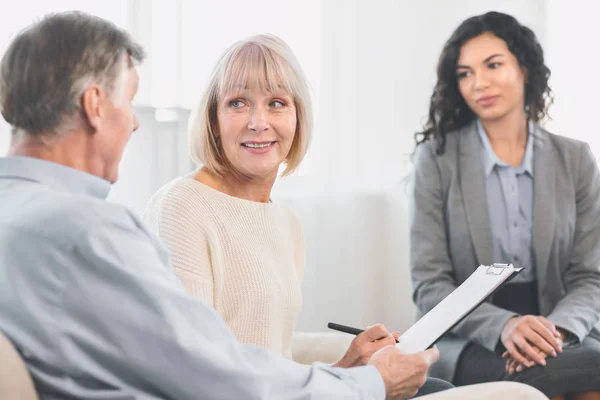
[500,315,563,367]
[503,327,567,374]
[503,345,546,374]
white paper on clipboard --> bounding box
[396,263,522,354]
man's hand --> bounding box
[334,324,400,368]
[368,345,439,400]
[500,315,562,367]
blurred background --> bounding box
[0,0,597,334]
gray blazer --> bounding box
[409,120,600,382]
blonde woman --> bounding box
[142,34,407,372]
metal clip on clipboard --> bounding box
[485,263,511,275]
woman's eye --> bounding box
[488,62,502,69]
[457,71,470,79]
[270,100,285,108]
[230,100,244,108]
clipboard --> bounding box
[396,263,522,354]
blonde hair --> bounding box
[188,34,312,176]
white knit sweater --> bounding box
[142,177,304,358]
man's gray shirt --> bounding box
[0,156,384,400]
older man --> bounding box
[0,11,546,400]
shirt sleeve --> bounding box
[58,214,385,400]
[546,142,600,342]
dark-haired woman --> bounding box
[409,11,600,400]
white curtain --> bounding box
[0,0,594,333]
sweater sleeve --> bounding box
[143,187,216,307]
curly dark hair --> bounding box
[415,11,553,155]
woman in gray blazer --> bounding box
[410,11,600,400]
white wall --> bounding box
[544,0,600,154]
[107,107,193,213]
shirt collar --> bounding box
[476,119,535,176]
[0,156,111,199]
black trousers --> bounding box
[454,336,600,398]
[412,377,454,398]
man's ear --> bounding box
[81,84,103,132]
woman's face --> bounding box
[456,32,527,122]
[216,87,297,181]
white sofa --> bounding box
[278,187,417,337]
[292,331,354,365]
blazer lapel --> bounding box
[532,127,555,289]
[459,122,494,266]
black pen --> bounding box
[328,322,399,343]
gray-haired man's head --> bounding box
[0,11,144,136]
[0,11,145,183]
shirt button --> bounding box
[513,221,518,227]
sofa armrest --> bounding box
[292,331,354,365]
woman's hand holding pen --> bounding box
[333,324,400,368]
[500,315,563,373]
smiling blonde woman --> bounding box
[142,34,401,371]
